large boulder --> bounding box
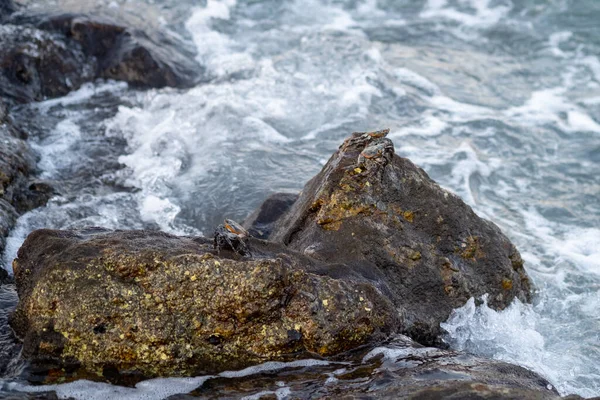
[0,24,94,104]
[8,12,201,91]
[10,228,397,380]
[270,129,532,345]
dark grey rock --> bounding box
[164,335,564,400]
[270,130,532,346]
[0,24,94,104]
[8,12,201,90]
[243,192,299,239]
[0,118,39,256]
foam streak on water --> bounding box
[6,359,333,400]
[1,0,599,398]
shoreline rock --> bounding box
[8,130,535,389]
[9,12,201,90]
[10,228,397,380]
[170,335,566,399]
[0,11,201,105]
[270,129,531,345]
[0,108,53,257]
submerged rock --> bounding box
[10,228,397,379]
[166,335,563,399]
[270,129,532,345]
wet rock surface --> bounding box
[0,113,52,256]
[270,130,532,345]
[243,192,299,240]
[0,24,94,104]
[10,12,201,89]
[164,335,565,400]
[10,228,397,380]
[1,9,199,105]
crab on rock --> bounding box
[213,218,251,256]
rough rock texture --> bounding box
[270,130,532,345]
[0,112,53,255]
[1,11,199,104]
[243,192,299,239]
[0,24,94,104]
[10,228,397,379]
[12,12,201,89]
[165,335,567,400]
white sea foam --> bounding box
[442,294,600,398]
[34,81,128,111]
[548,31,573,57]
[219,359,332,378]
[362,345,446,363]
[8,359,333,400]
[7,376,213,400]
[105,0,387,231]
[420,0,511,28]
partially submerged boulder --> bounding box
[0,24,94,104]
[8,130,534,382]
[243,192,299,239]
[10,228,397,379]
[270,129,531,345]
[166,335,563,400]
[1,11,200,104]
[13,12,201,89]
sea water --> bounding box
[1,0,599,398]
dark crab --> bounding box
[357,138,395,168]
[213,218,251,256]
[344,128,390,147]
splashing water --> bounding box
[1,0,599,397]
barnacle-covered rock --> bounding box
[10,228,397,380]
